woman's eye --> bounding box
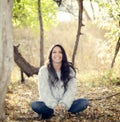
[52,51,56,53]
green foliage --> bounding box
[101,69,120,86]
[41,0,58,30]
[13,0,58,30]
[95,1,120,83]
[97,0,120,45]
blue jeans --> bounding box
[31,98,88,119]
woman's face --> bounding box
[51,46,63,64]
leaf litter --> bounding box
[4,80,120,122]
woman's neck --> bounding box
[53,63,61,72]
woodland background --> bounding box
[0,0,120,122]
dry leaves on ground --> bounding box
[4,80,120,122]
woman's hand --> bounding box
[54,105,66,115]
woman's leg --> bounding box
[31,101,54,119]
[68,98,89,114]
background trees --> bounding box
[12,0,120,69]
[95,0,120,68]
[13,0,57,67]
[0,0,120,121]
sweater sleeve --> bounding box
[59,68,77,110]
[38,66,58,109]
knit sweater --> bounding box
[38,65,77,110]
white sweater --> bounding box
[38,65,77,110]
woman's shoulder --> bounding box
[69,67,75,72]
[69,67,76,77]
[38,65,49,81]
[39,65,48,73]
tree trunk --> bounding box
[90,0,95,20]
[14,45,39,80]
[38,0,44,67]
[72,0,83,65]
[111,37,120,68]
[0,0,13,120]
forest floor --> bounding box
[4,78,120,122]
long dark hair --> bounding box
[46,44,76,92]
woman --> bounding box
[31,44,88,119]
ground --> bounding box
[4,78,120,122]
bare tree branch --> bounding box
[14,45,39,79]
[72,0,84,65]
[111,37,120,68]
[88,92,120,101]
[38,0,44,66]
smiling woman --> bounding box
[51,46,63,72]
[31,44,89,120]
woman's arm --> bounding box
[38,66,58,109]
[59,68,77,110]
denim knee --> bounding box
[31,101,54,119]
[68,98,89,113]
[82,99,89,109]
[31,101,38,111]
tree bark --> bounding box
[38,0,44,67]
[53,0,62,6]
[0,0,13,120]
[14,46,39,79]
[72,0,84,65]
[90,0,95,20]
[111,37,120,68]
